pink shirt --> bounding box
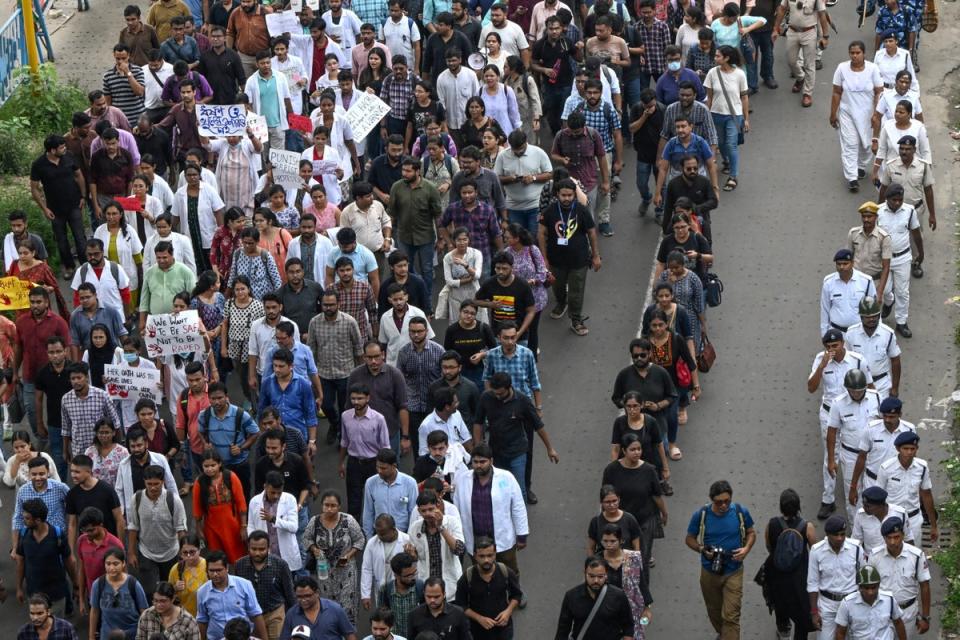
[351,42,391,79]
[78,532,124,592]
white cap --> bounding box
[291,626,311,639]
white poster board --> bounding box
[103,365,163,402]
[344,92,392,141]
[266,10,301,36]
[144,310,206,358]
[197,104,247,137]
[246,112,269,143]
[269,148,303,190]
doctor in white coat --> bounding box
[406,491,465,600]
[114,427,178,516]
[244,53,293,154]
[359,513,412,608]
[247,471,304,572]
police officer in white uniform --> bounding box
[876,431,939,546]
[827,369,881,523]
[852,486,913,552]
[877,183,923,338]
[808,328,873,520]
[835,565,907,640]
[807,515,864,640]
[867,517,931,639]
[849,397,915,501]
[844,296,901,400]
[820,248,877,336]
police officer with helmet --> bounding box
[844,295,901,401]
[826,368,880,523]
[867,516,931,638]
[835,565,908,640]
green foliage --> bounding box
[0,117,35,175]
[0,63,87,146]
[936,425,960,631]
[0,177,62,271]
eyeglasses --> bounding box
[712,498,731,506]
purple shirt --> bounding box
[161,71,215,104]
[471,474,495,541]
[90,129,142,166]
[340,407,390,458]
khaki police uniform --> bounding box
[869,542,930,639]
[857,419,916,489]
[877,202,920,325]
[852,503,912,551]
[845,322,900,399]
[820,269,877,335]
[807,538,864,640]
[829,389,881,522]
[809,350,873,504]
[782,0,825,96]
[880,156,933,215]
[848,225,893,280]
[877,456,932,539]
[835,589,903,640]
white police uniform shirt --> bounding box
[868,542,930,608]
[829,389,882,454]
[877,203,920,264]
[858,419,917,485]
[835,589,903,640]
[820,269,877,335]
[810,350,873,412]
[877,456,932,518]
[852,503,913,551]
[844,323,900,390]
[807,538,864,600]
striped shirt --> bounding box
[12,479,70,532]
[102,65,146,128]
[396,340,444,413]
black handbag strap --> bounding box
[715,70,743,134]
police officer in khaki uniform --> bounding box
[878,136,936,243]
[827,369,881,523]
[877,184,923,337]
[867,517,931,639]
[771,0,830,106]
[876,431,939,545]
[852,486,913,552]
[807,515,864,640]
[835,566,908,640]
[848,202,892,307]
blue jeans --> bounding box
[741,42,759,91]
[48,425,67,479]
[499,452,528,501]
[635,160,657,203]
[508,208,539,235]
[751,31,775,81]
[541,82,572,137]
[397,240,435,300]
[663,399,680,444]
[712,113,743,178]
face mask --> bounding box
[668,61,682,72]
[124,353,138,363]
[179,352,193,360]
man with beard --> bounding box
[35,337,74,479]
[14,500,78,618]
[29,136,86,280]
[369,136,405,205]
[366,608,403,640]
[389,157,443,300]
[450,147,508,221]
[351,23,391,76]
[332,259,379,345]
[17,594,76,640]
[653,117,717,221]
[479,4,530,65]
[529,0,573,40]
[555,556,635,640]
[378,553,425,638]
[661,156,718,239]
[408,578,472,639]
[85,89,133,132]
[157,79,202,169]
[844,296,901,400]
[610,337,677,454]
[429,351,481,427]
[422,15,474,84]
[551,112,610,224]
[233,528,297,640]
[61,363,121,464]
[198,26,247,105]
[88,129,136,223]
[114,427,178,516]
[226,0,272,77]
[338,384,390,518]
[440,179,503,274]
[349,342,409,453]
[451,0,482,49]
[254,431,314,540]
[360,515,411,611]
[532,17,580,137]
[15,288,69,437]
[473,252,536,339]
[397,318,445,453]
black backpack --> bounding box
[772,517,806,572]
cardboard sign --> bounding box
[288,113,313,134]
[312,159,339,175]
[246,112,269,143]
[266,10,301,36]
[306,0,319,10]
[269,148,303,190]
[0,276,33,310]
[144,310,206,357]
[197,104,247,137]
[290,0,302,11]
[344,91,392,141]
[103,365,162,402]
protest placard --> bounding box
[290,0,302,10]
[144,310,206,357]
[269,148,303,190]
[311,159,339,175]
[247,112,268,142]
[344,92,392,140]
[197,104,247,137]
[0,277,33,310]
[103,365,162,402]
[266,10,300,36]
[288,113,313,134]
[306,0,319,9]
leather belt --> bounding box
[874,372,888,381]
[820,590,852,602]
[865,468,878,480]
[348,455,377,464]
[831,322,848,332]
[884,82,895,88]
[789,24,817,31]
[822,403,831,412]
[841,443,860,454]
[870,273,882,280]
[908,508,920,517]
[893,248,911,257]
[899,597,917,608]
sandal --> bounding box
[723,177,738,191]
[678,408,688,425]
[670,445,683,460]
[571,320,589,336]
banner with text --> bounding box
[345,92,392,141]
[0,276,33,310]
[266,10,300,36]
[103,365,162,402]
[197,104,246,137]
[269,148,302,190]
[144,310,206,357]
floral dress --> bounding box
[84,444,130,487]
[270,205,301,233]
[224,298,265,361]
[301,512,365,623]
[621,550,648,640]
[506,244,548,312]
[209,225,241,284]
[658,268,704,353]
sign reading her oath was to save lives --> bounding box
[103,365,162,402]
[197,104,247,137]
[345,92,392,141]
[144,310,206,357]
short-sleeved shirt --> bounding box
[587,510,642,552]
[610,414,662,468]
[494,145,553,211]
[474,276,536,335]
[601,461,662,522]
[200,405,259,465]
[34,362,73,428]
[65,480,122,537]
[686,503,755,573]
[77,532,124,593]
[30,153,83,214]
[16,527,71,601]
[539,201,595,269]
[661,133,714,171]
[473,389,542,459]
[551,127,606,192]
[196,576,263,640]
[657,232,712,282]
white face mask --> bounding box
[668,60,682,72]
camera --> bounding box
[705,546,728,574]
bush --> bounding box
[0,117,36,176]
[0,64,88,140]
[0,177,63,271]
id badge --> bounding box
[557,237,569,246]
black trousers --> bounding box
[346,456,377,520]
[51,207,87,270]
[408,411,428,461]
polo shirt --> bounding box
[196,576,263,640]
[200,405,259,465]
[276,280,324,335]
[29,153,83,214]
[661,133,714,171]
[258,75,281,127]
[325,245,379,283]
[76,532,124,592]
[279,600,355,640]
[102,65,146,127]
[17,526,72,601]
[139,263,198,315]
[16,311,70,383]
[474,389,542,459]
[494,145,553,211]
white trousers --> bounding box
[820,407,838,504]
[839,448,862,524]
[883,257,912,324]
[837,109,874,181]
[901,600,919,640]
[817,595,842,640]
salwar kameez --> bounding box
[833,61,883,181]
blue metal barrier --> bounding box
[0,0,54,105]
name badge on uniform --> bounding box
[557,237,569,246]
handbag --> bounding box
[921,0,938,32]
[737,18,756,61]
[575,584,608,640]
[716,69,745,145]
[698,334,717,373]
[676,355,693,389]
[704,272,724,307]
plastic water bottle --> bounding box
[640,616,649,626]
[317,556,330,580]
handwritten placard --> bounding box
[290,0,302,11]
[0,276,33,310]
[103,365,162,402]
[312,159,339,175]
[266,10,301,36]
[197,104,247,137]
[306,0,319,9]
[144,310,206,357]
[344,91,392,141]
[246,112,269,143]
[269,148,303,190]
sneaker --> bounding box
[817,501,835,520]
[857,168,866,179]
[848,180,859,192]
[526,489,538,505]
[550,303,567,319]
[638,200,650,216]
[764,77,779,89]
[598,222,614,237]
[571,320,589,336]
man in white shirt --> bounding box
[360,513,411,609]
[70,239,130,316]
[417,387,472,456]
[479,3,530,65]
[143,50,175,122]
[378,285,434,366]
[435,49,479,148]
[246,471,303,572]
[322,0,363,68]
[271,38,308,116]
[381,0,421,74]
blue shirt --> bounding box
[12,479,70,532]
[200,405,259,465]
[482,345,541,400]
[362,471,419,537]
[661,133,714,171]
[266,342,319,380]
[197,575,264,640]
[160,36,200,65]
[91,575,149,637]
[686,503,755,574]
[258,373,318,439]
[280,600,356,640]
[326,245,379,282]
[258,75,281,127]
[655,68,706,105]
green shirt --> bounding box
[138,262,198,315]
[388,178,443,246]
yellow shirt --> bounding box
[168,557,208,616]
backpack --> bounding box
[199,405,245,448]
[697,503,745,548]
[93,573,140,608]
[772,517,806,572]
[79,261,121,286]
[134,488,176,521]
[381,577,426,608]
[422,150,454,177]
[465,561,509,582]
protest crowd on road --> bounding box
[0,0,944,635]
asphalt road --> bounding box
[5,1,957,637]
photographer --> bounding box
[684,480,756,639]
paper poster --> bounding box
[312,159,339,175]
[114,196,142,212]
[344,91,392,141]
[269,148,303,190]
[103,365,162,402]
[306,0,319,10]
[290,0,302,11]
[0,276,33,310]
[246,112,269,143]
[288,113,313,134]
[197,104,247,137]
[266,10,301,36]
[144,310,206,357]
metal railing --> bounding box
[0,0,53,106]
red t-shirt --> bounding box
[77,531,124,592]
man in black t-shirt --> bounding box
[629,89,666,216]
[29,135,87,277]
[15,499,79,614]
[65,454,125,543]
[537,178,601,336]
[253,429,313,534]
[34,338,73,479]
[473,252,537,340]
[531,16,580,136]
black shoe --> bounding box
[848,180,859,192]
[764,77,779,89]
[882,303,893,318]
[857,168,866,179]
[325,424,338,445]
[638,200,650,216]
[526,489,538,505]
[661,480,674,496]
[748,87,759,95]
[817,502,835,520]
[896,323,912,338]
[815,59,823,70]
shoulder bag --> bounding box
[737,18,756,62]
[716,68,745,145]
[698,334,717,373]
[575,584,608,640]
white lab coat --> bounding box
[114,451,177,515]
[142,232,197,273]
[244,70,293,132]
[407,512,465,598]
[247,490,303,571]
[452,466,528,554]
[359,530,412,601]
[287,233,334,282]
